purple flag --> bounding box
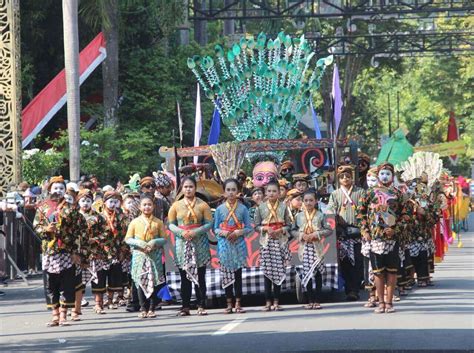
[310,100,322,139]
[331,64,343,137]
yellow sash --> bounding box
[183,198,198,224]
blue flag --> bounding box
[310,100,322,139]
[207,101,221,145]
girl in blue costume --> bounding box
[125,194,167,319]
[214,178,253,314]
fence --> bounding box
[0,208,40,281]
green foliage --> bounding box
[22,148,64,185]
[48,126,160,183]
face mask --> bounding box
[78,197,92,210]
[366,175,378,188]
[50,183,65,198]
[378,169,393,184]
[105,198,121,211]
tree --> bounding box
[62,0,81,181]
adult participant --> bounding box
[328,166,365,301]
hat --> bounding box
[367,167,378,177]
[66,182,79,193]
[293,174,309,182]
[104,190,122,202]
[77,188,94,201]
[281,160,294,170]
[140,176,156,187]
[286,188,302,199]
[337,165,354,176]
[378,162,395,174]
[102,185,114,192]
[358,152,370,164]
[48,176,65,190]
[278,179,289,188]
[250,187,263,196]
[153,172,172,188]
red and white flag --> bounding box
[22,32,107,148]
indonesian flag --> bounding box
[447,111,459,165]
[22,32,107,148]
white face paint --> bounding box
[105,198,121,211]
[378,169,393,185]
[366,175,378,188]
[64,194,74,204]
[50,183,65,198]
[123,198,135,211]
[78,197,92,211]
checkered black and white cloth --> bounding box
[166,264,338,301]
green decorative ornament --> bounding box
[188,31,332,142]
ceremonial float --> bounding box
[160,32,359,304]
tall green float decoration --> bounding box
[188,32,333,142]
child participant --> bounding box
[254,180,292,311]
[168,177,213,316]
[213,178,253,314]
[126,194,167,318]
[293,190,332,309]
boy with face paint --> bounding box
[327,166,366,301]
[356,163,406,313]
[406,179,438,288]
[361,167,379,307]
[34,176,88,326]
[101,191,128,310]
[76,189,108,315]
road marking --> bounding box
[212,318,247,336]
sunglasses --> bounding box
[142,184,155,189]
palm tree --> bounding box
[62,0,81,181]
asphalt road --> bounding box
[1,225,473,353]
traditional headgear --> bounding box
[367,167,378,177]
[154,172,172,188]
[104,190,122,202]
[358,152,370,164]
[286,188,302,199]
[140,176,156,188]
[337,165,354,177]
[48,176,65,190]
[123,191,140,200]
[250,187,263,196]
[378,162,395,174]
[66,182,79,193]
[293,173,309,183]
[278,179,289,188]
[77,188,94,201]
[281,160,294,171]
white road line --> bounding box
[212,318,247,336]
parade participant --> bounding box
[279,179,289,202]
[34,176,87,326]
[357,162,405,313]
[286,188,303,225]
[122,193,141,311]
[357,153,371,189]
[101,191,128,310]
[125,194,167,318]
[280,160,295,180]
[362,167,379,307]
[76,189,107,317]
[154,171,175,208]
[292,174,310,193]
[293,190,332,309]
[328,166,366,301]
[213,178,253,314]
[237,170,251,197]
[140,176,169,222]
[168,177,213,316]
[64,189,76,205]
[248,187,264,223]
[254,180,292,311]
[407,179,437,287]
